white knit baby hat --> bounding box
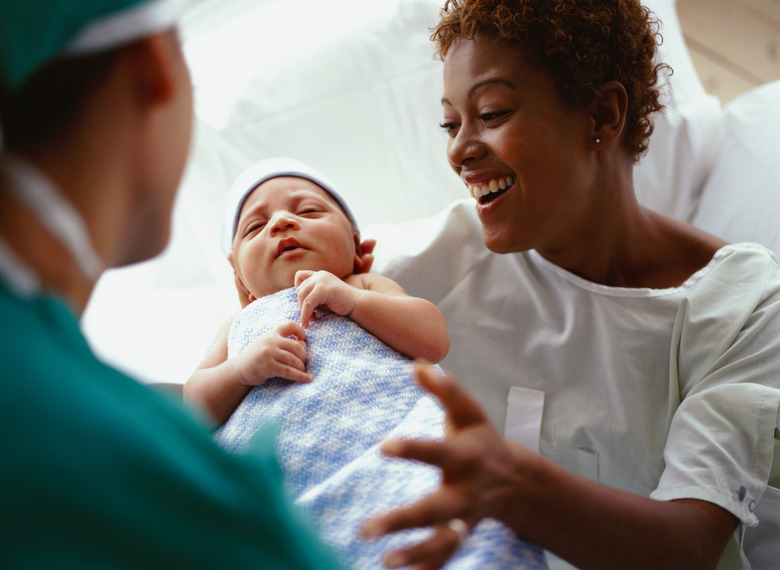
[220,157,359,254]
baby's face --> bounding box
[231,176,358,300]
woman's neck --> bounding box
[535,189,725,289]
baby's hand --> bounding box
[235,321,312,386]
[295,270,358,328]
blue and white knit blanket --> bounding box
[217,287,547,570]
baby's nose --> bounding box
[269,212,298,233]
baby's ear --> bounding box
[229,256,255,308]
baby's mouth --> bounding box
[277,238,305,257]
[467,176,515,204]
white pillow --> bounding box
[690,80,780,255]
[180,0,712,228]
[690,79,780,570]
[182,0,459,229]
[633,0,723,222]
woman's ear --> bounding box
[590,81,628,148]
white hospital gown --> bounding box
[428,241,780,569]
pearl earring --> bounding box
[595,138,601,144]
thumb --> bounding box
[413,362,487,430]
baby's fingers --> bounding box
[271,343,312,383]
[298,288,321,329]
[279,364,313,384]
[276,320,307,341]
[294,270,315,289]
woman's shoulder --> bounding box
[684,242,780,311]
[712,241,778,264]
[703,242,779,283]
[646,213,729,289]
[675,242,780,395]
[619,213,773,291]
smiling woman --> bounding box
[441,35,612,258]
[360,2,780,569]
[434,4,723,284]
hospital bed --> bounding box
[81,0,780,567]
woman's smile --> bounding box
[466,175,516,203]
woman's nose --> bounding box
[269,212,298,234]
[447,124,485,167]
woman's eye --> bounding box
[480,110,509,123]
[439,121,459,136]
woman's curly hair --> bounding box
[431,0,671,161]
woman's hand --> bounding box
[355,237,377,273]
[363,366,740,570]
[295,270,359,328]
[234,321,312,386]
[362,363,529,569]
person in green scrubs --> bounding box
[0,2,344,567]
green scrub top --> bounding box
[0,280,345,569]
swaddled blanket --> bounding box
[217,287,547,569]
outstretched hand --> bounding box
[362,363,527,569]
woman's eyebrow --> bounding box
[441,77,518,106]
[468,77,518,98]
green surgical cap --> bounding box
[0,0,183,93]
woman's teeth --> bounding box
[468,177,515,199]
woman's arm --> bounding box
[184,316,311,425]
[363,364,738,570]
[295,270,450,363]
